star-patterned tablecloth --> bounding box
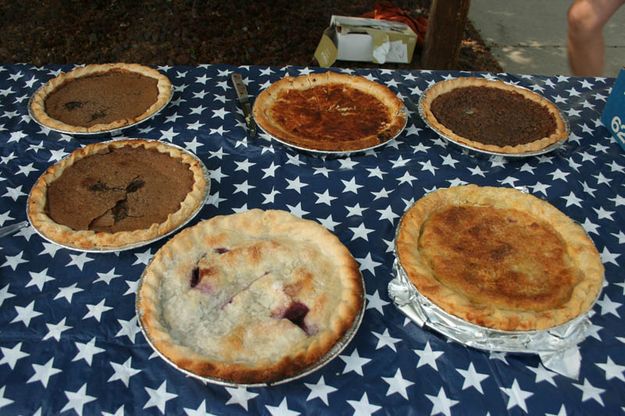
[0,63,624,416]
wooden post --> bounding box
[421,0,471,70]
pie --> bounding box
[137,209,364,384]
[27,139,207,250]
[420,77,568,154]
[395,185,604,331]
[29,63,172,133]
[253,72,407,152]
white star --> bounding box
[286,202,310,218]
[356,253,382,275]
[0,342,28,369]
[596,357,625,381]
[2,251,28,270]
[124,279,140,296]
[346,203,366,217]
[457,362,489,393]
[342,177,363,194]
[66,252,94,271]
[159,127,179,141]
[414,341,444,371]
[340,348,371,375]
[83,299,113,321]
[501,379,533,412]
[527,363,558,386]
[62,384,96,415]
[347,392,381,416]
[102,405,125,416]
[594,206,615,220]
[574,378,605,405]
[55,283,83,303]
[116,316,141,343]
[0,284,15,307]
[286,177,307,193]
[562,191,583,207]
[420,160,438,175]
[426,387,459,416]
[396,170,417,185]
[549,169,569,181]
[366,290,389,314]
[94,268,121,285]
[596,294,621,317]
[377,205,399,223]
[382,368,413,399]
[315,190,336,206]
[600,247,620,266]
[0,386,12,410]
[73,337,105,365]
[580,218,600,235]
[266,398,299,416]
[11,301,42,326]
[109,356,141,387]
[212,107,227,119]
[133,248,153,265]
[304,375,337,405]
[262,188,279,204]
[225,387,258,411]
[39,241,63,258]
[349,223,374,241]
[234,180,255,195]
[16,162,37,176]
[316,214,339,231]
[144,381,177,413]
[44,317,72,341]
[27,268,54,291]
[367,166,385,179]
[27,358,62,388]
[372,329,401,352]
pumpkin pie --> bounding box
[27,139,207,250]
[137,209,364,384]
[395,185,604,331]
[253,72,407,152]
[420,77,568,154]
[29,63,172,133]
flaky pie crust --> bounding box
[420,77,568,154]
[29,63,173,133]
[253,71,407,152]
[137,209,364,384]
[27,139,207,250]
[395,185,604,331]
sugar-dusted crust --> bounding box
[253,71,407,152]
[137,209,364,384]
[395,185,604,331]
[27,139,207,250]
[420,77,568,154]
[29,63,172,133]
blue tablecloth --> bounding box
[0,64,624,415]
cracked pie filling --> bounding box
[27,139,207,250]
[137,209,364,384]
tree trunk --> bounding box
[421,0,471,69]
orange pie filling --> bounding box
[419,206,578,313]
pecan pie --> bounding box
[29,63,172,133]
[420,77,568,154]
[253,72,407,152]
[395,185,604,331]
[137,209,364,384]
[27,139,207,250]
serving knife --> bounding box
[231,73,257,137]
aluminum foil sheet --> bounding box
[388,259,595,378]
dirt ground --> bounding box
[0,0,502,72]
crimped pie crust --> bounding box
[253,72,406,152]
[27,139,207,250]
[420,77,568,154]
[138,209,364,384]
[29,63,172,133]
[395,185,604,331]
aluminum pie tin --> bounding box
[27,92,173,137]
[136,272,365,388]
[389,205,601,354]
[26,139,210,253]
[254,104,409,156]
[417,80,570,158]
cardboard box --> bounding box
[601,67,625,152]
[314,15,417,67]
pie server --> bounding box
[231,73,257,137]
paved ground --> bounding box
[469,0,625,77]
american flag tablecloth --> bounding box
[0,64,624,415]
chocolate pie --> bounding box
[395,185,604,331]
[29,63,172,133]
[420,77,568,154]
[253,72,407,152]
[27,139,207,250]
[137,209,364,384]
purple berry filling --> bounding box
[190,267,200,288]
[214,247,229,254]
[283,302,309,333]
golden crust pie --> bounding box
[137,209,364,384]
[395,185,604,331]
[420,77,568,154]
[30,63,172,133]
[253,72,407,152]
[27,139,207,250]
